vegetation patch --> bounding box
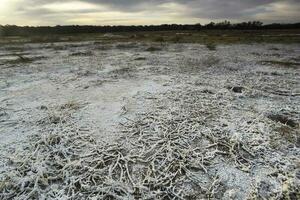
[269,47,280,51]
[267,113,299,128]
[70,51,93,56]
[59,101,82,111]
[260,60,300,68]
[0,88,259,199]
[2,55,46,66]
[134,57,146,61]
[115,43,138,49]
[170,35,182,43]
[145,46,162,51]
[206,43,217,51]
[153,36,165,42]
[109,67,136,79]
[273,126,300,147]
[8,55,32,63]
[227,86,244,93]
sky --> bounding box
[0,0,299,26]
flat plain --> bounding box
[0,31,299,199]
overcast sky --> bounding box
[0,0,299,26]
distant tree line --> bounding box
[0,21,300,36]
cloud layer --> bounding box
[1,0,299,25]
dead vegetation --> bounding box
[59,101,82,111]
[1,87,299,199]
[267,111,299,128]
[37,101,82,125]
[109,67,135,78]
[0,41,300,200]
[273,125,299,147]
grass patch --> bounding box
[70,51,93,56]
[267,113,298,128]
[3,55,37,65]
[111,67,132,74]
[146,46,162,51]
[1,30,300,45]
[30,36,61,43]
[274,126,299,146]
[115,43,138,49]
[260,60,300,68]
[14,55,32,63]
[59,100,81,111]
[269,47,280,51]
[206,43,217,51]
[134,57,146,61]
[153,36,165,42]
[170,35,182,43]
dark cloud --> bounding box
[83,0,300,20]
[23,0,296,14]
[6,0,300,25]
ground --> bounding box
[0,38,299,199]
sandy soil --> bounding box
[0,41,299,199]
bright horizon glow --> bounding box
[0,0,299,26]
[41,1,104,12]
[0,0,14,16]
